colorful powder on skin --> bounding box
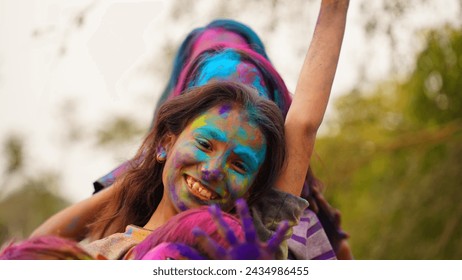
[64,217,80,233]
[234,145,265,172]
[192,147,209,162]
[194,127,228,143]
[218,104,232,116]
[200,149,230,177]
[170,186,188,212]
[237,126,249,140]
[192,110,265,174]
[164,106,267,213]
[190,114,208,130]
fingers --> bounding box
[192,227,226,259]
[266,220,290,253]
[208,204,238,245]
[140,242,205,260]
[235,198,257,243]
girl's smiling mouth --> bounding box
[185,175,221,201]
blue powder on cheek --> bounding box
[195,149,209,161]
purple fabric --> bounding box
[287,208,337,260]
[312,250,337,260]
[93,160,132,193]
[290,234,307,245]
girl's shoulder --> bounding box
[80,225,151,260]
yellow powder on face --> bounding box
[190,114,208,130]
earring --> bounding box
[156,147,166,163]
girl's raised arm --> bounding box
[276,0,349,196]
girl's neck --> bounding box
[143,196,177,231]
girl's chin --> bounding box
[172,197,207,212]
[174,200,231,213]
[171,191,235,212]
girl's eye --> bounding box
[233,161,247,173]
[196,138,211,150]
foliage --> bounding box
[314,25,462,259]
[0,137,70,247]
[3,135,24,174]
[96,116,145,147]
[0,174,70,246]
[406,27,462,125]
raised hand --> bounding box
[193,198,290,260]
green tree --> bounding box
[0,174,70,245]
[0,136,71,246]
[314,25,462,259]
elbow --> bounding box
[285,111,322,137]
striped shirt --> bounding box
[288,208,337,260]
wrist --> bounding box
[321,0,350,10]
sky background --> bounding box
[0,0,460,203]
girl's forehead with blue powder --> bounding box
[189,49,270,99]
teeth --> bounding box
[200,188,211,199]
[187,176,217,200]
[186,176,194,186]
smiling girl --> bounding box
[80,81,296,259]
[30,0,351,259]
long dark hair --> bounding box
[88,81,285,239]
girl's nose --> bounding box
[201,156,225,181]
[201,168,224,181]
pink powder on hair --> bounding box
[191,28,249,59]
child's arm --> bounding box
[30,186,114,240]
[276,0,349,196]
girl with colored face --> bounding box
[161,104,267,213]
[90,1,350,259]
[90,21,290,192]
[138,82,284,233]
[31,0,351,260]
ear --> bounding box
[159,133,177,155]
